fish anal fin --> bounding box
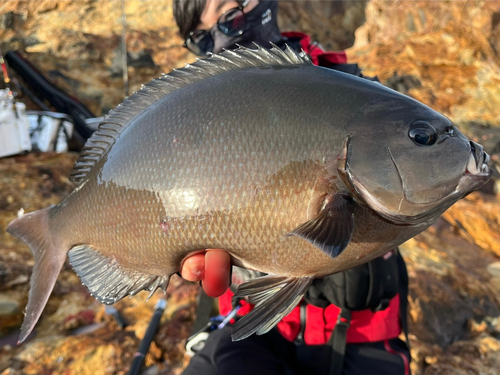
[289,194,354,258]
[6,207,67,343]
[231,276,312,341]
[68,245,169,305]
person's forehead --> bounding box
[197,0,241,30]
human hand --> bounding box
[180,249,231,297]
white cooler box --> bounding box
[0,97,32,158]
[27,111,74,153]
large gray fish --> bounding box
[7,46,490,343]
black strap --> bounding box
[294,301,307,345]
[396,250,411,358]
[328,308,351,375]
[326,250,409,374]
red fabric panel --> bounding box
[276,294,401,345]
[219,289,253,316]
[345,294,401,343]
[281,31,348,65]
[219,289,401,344]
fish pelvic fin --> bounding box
[6,207,67,343]
[288,193,355,258]
[68,245,170,305]
[231,276,312,341]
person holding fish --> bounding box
[6,0,490,374]
[174,1,410,374]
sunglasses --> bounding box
[184,0,250,56]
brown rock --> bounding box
[0,296,22,336]
[0,1,369,117]
[487,262,500,290]
[347,0,500,128]
[441,193,500,258]
[0,369,22,375]
[0,1,190,116]
[406,335,443,375]
[423,334,500,375]
[16,336,121,375]
[278,1,368,50]
[400,209,500,375]
[0,298,18,315]
[401,216,500,347]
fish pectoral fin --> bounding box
[288,193,354,258]
[68,245,169,304]
[231,276,312,341]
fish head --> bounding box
[344,98,491,225]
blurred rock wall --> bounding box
[0,0,189,115]
[2,0,500,131]
[0,0,367,116]
[348,0,500,129]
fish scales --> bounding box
[52,69,346,275]
[6,46,491,342]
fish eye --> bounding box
[408,121,437,146]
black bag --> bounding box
[303,250,409,375]
[305,250,400,312]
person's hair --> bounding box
[173,0,247,40]
[173,0,207,40]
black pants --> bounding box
[182,326,411,375]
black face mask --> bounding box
[212,1,282,54]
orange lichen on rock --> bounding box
[442,192,500,258]
[348,0,500,125]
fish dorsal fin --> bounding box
[70,44,311,184]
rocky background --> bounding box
[1,1,500,374]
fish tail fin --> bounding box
[6,207,67,343]
[231,276,312,341]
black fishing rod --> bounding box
[128,299,167,375]
[4,50,96,139]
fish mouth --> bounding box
[465,141,491,177]
[342,138,492,227]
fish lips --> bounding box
[466,141,490,175]
[459,140,492,192]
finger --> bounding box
[180,253,206,282]
[202,249,231,297]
